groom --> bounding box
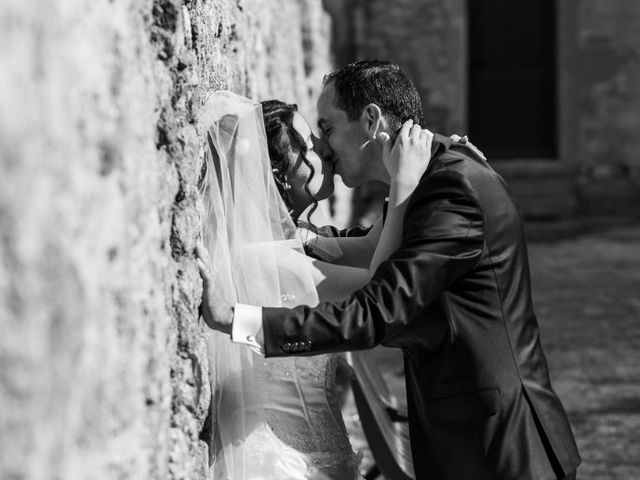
[199,60,581,479]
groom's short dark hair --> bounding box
[323,59,423,131]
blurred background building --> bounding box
[323,0,640,236]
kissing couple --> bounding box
[196,60,581,480]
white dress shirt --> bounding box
[232,303,264,355]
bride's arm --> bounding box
[308,121,433,302]
[300,218,383,268]
[369,121,433,272]
[309,260,371,302]
[306,131,465,270]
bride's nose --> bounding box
[312,135,334,163]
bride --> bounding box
[198,91,432,479]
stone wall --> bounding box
[0,0,330,478]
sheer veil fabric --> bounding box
[199,91,355,479]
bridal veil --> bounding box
[198,91,320,479]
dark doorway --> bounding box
[468,0,557,159]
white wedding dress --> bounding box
[199,91,360,480]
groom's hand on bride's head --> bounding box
[195,243,234,335]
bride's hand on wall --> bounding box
[196,243,234,334]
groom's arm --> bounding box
[251,169,485,356]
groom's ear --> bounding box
[359,103,384,139]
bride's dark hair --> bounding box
[260,100,319,229]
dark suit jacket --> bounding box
[261,135,581,479]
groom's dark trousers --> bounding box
[261,135,581,479]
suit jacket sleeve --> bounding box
[262,168,485,356]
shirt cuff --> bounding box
[232,303,264,355]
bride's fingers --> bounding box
[376,131,391,154]
[398,119,414,140]
[421,131,434,168]
[196,243,211,263]
[197,258,212,282]
[420,129,434,146]
[409,124,422,142]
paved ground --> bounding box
[343,224,640,479]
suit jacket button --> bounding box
[283,342,291,352]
